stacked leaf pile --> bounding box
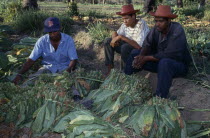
[0,35,39,81]
[86,69,152,121]
[72,68,104,97]
[53,109,126,137]
[126,97,187,137]
[0,75,75,129]
[0,70,106,136]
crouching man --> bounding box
[125,5,191,98]
[13,17,78,85]
[104,4,149,75]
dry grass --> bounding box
[74,31,93,49]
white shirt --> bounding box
[117,19,149,47]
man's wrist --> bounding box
[66,67,72,72]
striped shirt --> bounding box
[117,19,149,47]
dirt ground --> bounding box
[0,16,209,138]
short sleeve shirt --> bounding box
[117,19,149,47]
[29,33,78,73]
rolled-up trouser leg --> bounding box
[156,58,188,98]
[104,38,115,66]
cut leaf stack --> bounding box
[126,97,187,138]
[87,69,152,121]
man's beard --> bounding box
[50,34,61,42]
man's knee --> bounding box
[103,37,112,46]
[158,58,173,70]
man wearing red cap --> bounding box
[104,4,149,75]
[125,5,191,98]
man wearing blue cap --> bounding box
[13,17,78,85]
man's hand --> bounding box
[133,56,149,69]
[110,36,120,47]
[12,74,23,85]
[66,67,73,73]
[132,55,145,69]
[133,55,158,69]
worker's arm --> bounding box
[110,34,141,49]
[66,59,77,73]
[133,55,158,69]
[118,35,141,49]
[12,58,35,85]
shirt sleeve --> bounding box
[117,24,126,36]
[68,37,78,60]
[136,20,150,46]
[29,38,43,61]
[153,25,187,62]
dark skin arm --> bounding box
[133,55,158,69]
[66,59,77,73]
[12,58,35,85]
[110,32,141,49]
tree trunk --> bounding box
[22,0,38,10]
[103,0,106,4]
[177,0,183,8]
[198,0,205,9]
[144,0,156,13]
[124,0,132,4]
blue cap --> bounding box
[44,17,60,33]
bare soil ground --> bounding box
[0,15,209,138]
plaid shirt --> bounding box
[117,19,149,47]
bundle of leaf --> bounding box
[0,36,13,52]
[53,109,126,137]
[2,37,39,81]
[0,52,9,78]
[0,80,74,130]
[31,98,75,136]
[86,69,151,121]
[0,25,14,36]
[72,68,104,97]
[0,82,44,125]
[126,97,187,137]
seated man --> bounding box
[104,4,149,75]
[125,5,191,98]
[13,17,78,85]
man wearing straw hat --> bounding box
[104,4,149,75]
[125,5,191,98]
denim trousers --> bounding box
[104,37,134,66]
[124,49,188,98]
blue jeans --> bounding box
[124,49,188,98]
[104,38,134,66]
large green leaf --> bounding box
[0,52,9,69]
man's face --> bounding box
[154,17,170,33]
[49,31,61,41]
[122,14,135,27]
